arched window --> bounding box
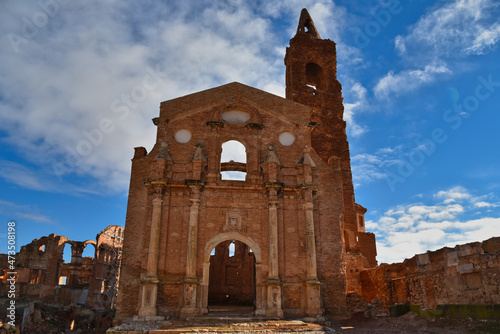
[228,241,235,257]
[220,140,246,181]
[62,243,72,263]
[82,244,95,258]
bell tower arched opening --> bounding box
[305,62,323,95]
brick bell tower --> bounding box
[285,9,377,291]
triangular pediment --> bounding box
[160,82,313,126]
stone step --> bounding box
[185,316,281,323]
[107,320,331,333]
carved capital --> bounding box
[152,197,163,206]
[144,179,168,196]
[189,198,200,208]
[185,180,205,199]
[303,202,314,211]
[268,200,279,209]
[264,182,283,200]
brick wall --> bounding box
[359,237,500,311]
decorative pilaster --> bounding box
[147,195,163,275]
[303,189,322,316]
[138,180,166,317]
[180,180,204,319]
[185,197,200,278]
[268,200,279,280]
[298,147,322,317]
[265,183,283,318]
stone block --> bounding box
[447,251,459,266]
[457,263,474,274]
[417,254,430,266]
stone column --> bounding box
[303,189,322,316]
[68,242,85,287]
[268,200,279,280]
[138,182,165,317]
[185,197,200,278]
[265,184,283,318]
[180,181,204,319]
[147,195,163,275]
[254,263,266,316]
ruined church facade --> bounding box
[116,9,376,321]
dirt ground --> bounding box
[332,312,500,333]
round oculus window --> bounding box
[278,132,295,146]
[221,110,251,124]
[174,129,192,143]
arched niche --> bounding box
[210,102,263,126]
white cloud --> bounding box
[474,201,496,208]
[0,199,54,225]
[368,186,500,263]
[395,0,500,59]
[375,0,500,99]
[15,212,54,224]
[344,82,369,137]
[0,1,293,193]
[0,160,48,192]
[464,22,500,54]
[0,1,375,194]
[351,145,405,187]
[374,63,451,99]
[434,186,471,202]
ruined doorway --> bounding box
[208,240,255,315]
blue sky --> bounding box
[1,0,499,263]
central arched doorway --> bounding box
[201,232,264,317]
[208,240,255,315]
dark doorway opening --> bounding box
[208,240,255,315]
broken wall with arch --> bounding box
[0,225,123,309]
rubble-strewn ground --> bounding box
[0,299,114,334]
[333,312,500,333]
[2,302,500,334]
[107,313,500,334]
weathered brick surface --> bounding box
[360,237,500,310]
[284,10,377,284]
[116,9,376,321]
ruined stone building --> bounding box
[116,9,377,321]
[0,225,124,309]
[357,236,500,317]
